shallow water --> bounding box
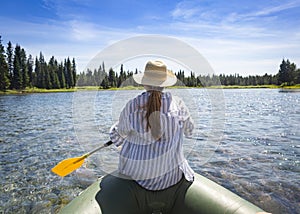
[0,89,299,213]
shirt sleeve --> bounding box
[183,115,194,137]
[176,97,194,137]
[109,122,125,146]
[109,101,132,146]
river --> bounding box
[0,88,299,213]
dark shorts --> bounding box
[95,173,193,214]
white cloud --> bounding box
[223,0,300,24]
[69,20,100,41]
[252,0,300,16]
[171,1,200,20]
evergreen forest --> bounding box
[76,59,300,89]
[0,37,76,91]
[1,36,299,91]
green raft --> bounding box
[59,172,265,214]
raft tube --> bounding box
[59,172,265,214]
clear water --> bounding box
[0,89,299,213]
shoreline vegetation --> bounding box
[1,84,300,95]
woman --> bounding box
[97,60,195,214]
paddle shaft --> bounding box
[73,141,113,164]
[87,140,113,157]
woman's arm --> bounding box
[176,97,195,137]
[183,116,194,137]
[109,101,132,146]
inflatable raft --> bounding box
[59,172,265,214]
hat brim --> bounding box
[133,71,177,87]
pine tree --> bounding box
[48,56,60,89]
[12,44,23,89]
[0,36,10,91]
[108,68,117,88]
[296,69,300,84]
[35,52,47,88]
[27,54,34,87]
[20,48,29,89]
[278,59,288,85]
[278,59,296,85]
[58,62,66,88]
[72,58,77,87]
[102,61,105,73]
[94,66,103,86]
[34,57,40,87]
[100,75,109,89]
[64,58,73,88]
[6,41,13,88]
[39,53,46,88]
[117,64,125,87]
[34,56,43,88]
[44,64,52,89]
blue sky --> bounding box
[1,0,300,76]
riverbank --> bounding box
[0,88,77,94]
[209,84,300,89]
[1,84,300,94]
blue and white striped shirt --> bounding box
[110,91,194,190]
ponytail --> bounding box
[145,90,162,140]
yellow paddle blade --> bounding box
[51,155,87,177]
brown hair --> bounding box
[145,90,162,140]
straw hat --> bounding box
[133,60,177,87]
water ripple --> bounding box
[0,89,299,213]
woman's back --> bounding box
[110,90,194,190]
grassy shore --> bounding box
[1,84,300,94]
[0,87,77,94]
[0,86,141,94]
[207,84,280,89]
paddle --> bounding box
[51,141,113,177]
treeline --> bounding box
[171,59,299,87]
[1,35,299,91]
[197,73,278,87]
[76,59,300,88]
[0,36,76,91]
[77,64,139,88]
